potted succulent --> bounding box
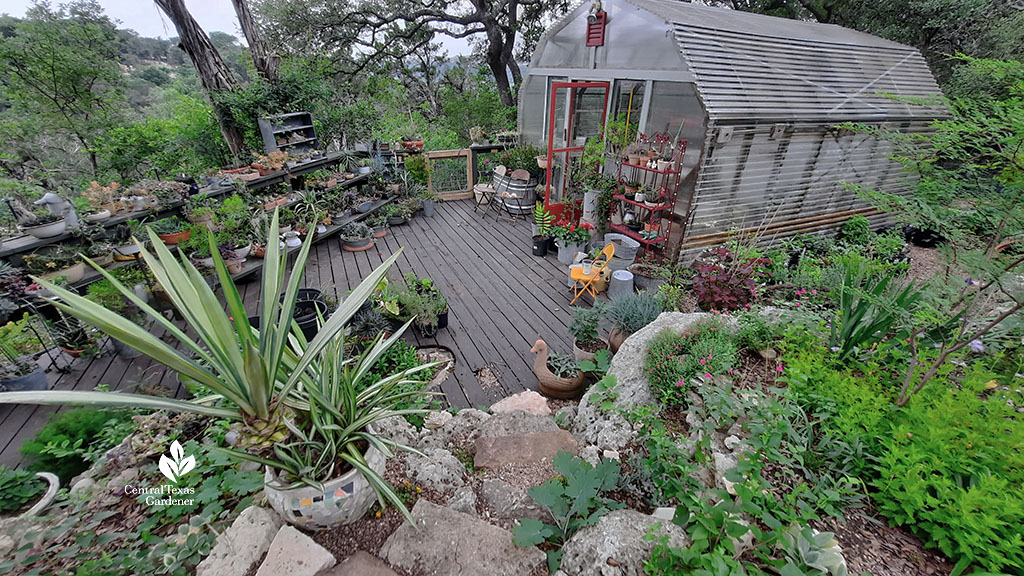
[533,204,554,257]
[341,222,374,252]
[18,212,66,239]
[83,181,122,215]
[569,304,608,362]
[623,181,640,198]
[185,194,217,231]
[73,196,110,223]
[0,215,434,530]
[111,220,146,261]
[252,151,289,175]
[0,313,49,392]
[384,204,409,226]
[50,314,97,359]
[149,216,191,245]
[368,215,388,238]
[606,292,663,352]
[23,245,84,284]
[529,340,584,399]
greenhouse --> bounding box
[520,0,946,255]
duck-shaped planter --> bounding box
[530,339,585,399]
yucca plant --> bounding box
[0,210,402,437]
[224,322,438,521]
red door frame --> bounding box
[545,81,611,220]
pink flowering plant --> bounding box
[643,319,738,406]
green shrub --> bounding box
[607,292,662,335]
[20,408,137,482]
[644,321,737,406]
[872,383,1024,574]
[734,310,782,352]
[0,466,46,514]
[839,215,873,245]
[363,340,438,427]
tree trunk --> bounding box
[230,0,280,81]
[153,0,245,157]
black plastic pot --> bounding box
[532,235,549,257]
[437,309,449,330]
[0,367,48,391]
[250,289,331,342]
[903,225,945,248]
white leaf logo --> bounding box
[159,440,195,483]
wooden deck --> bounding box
[0,199,578,467]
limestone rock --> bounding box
[560,510,690,576]
[326,551,399,576]
[714,452,738,495]
[474,430,578,470]
[479,479,550,522]
[419,408,491,450]
[424,410,453,430]
[405,448,466,494]
[554,405,577,429]
[573,313,735,451]
[197,506,283,576]
[380,500,545,576]
[579,445,600,466]
[490,390,551,416]
[478,411,560,438]
[375,415,419,446]
[651,507,675,521]
[105,467,139,490]
[255,525,335,576]
[447,486,478,515]
[70,477,96,496]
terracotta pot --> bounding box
[530,339,585,399]
[372,227,387,239]
[628,154,644,166]
[61,346,85,359]
[226,259,244,274]
[608,327,629,353]
[158,229,191,245]
[256,166,273,176]
[251,244,266,258]
[342,238,374,252]
[573,337,609,363]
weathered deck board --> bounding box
[0,199,578,467]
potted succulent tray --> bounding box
[19,215,67,239]
[530,340,585,399]
[341,223,375,252]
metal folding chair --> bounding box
[570,243,615,305]
[475,165,508,214]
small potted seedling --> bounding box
[569,304,608,362]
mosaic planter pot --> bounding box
[264,440,385,530]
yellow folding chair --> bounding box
[570,243,615,305]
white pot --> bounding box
[264,441,385,530]
[40,262,85,284]
[21,219,67,239]
[283,231,302,247]
[635,193,646,203]
[357,166,372,175]
[84,209,111,223]
[233,244,251,260]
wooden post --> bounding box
[467,147,477,192]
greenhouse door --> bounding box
[545,81,610,219]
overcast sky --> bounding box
[2,0,471,54]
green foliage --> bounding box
[569,304,604,344]
[780,525,849,576]
[578,349,611,374]
[512,452,624,571]
[735,309,783,351]
[0,0,125,178]
[363,339,438,426]
[830,262,923,361]
[97,94,229,180]
[403,154,429,184]
[534,204,554,237]
[872,383,1024,573]
[0,466,46,514]
[838,215,872,245]
[547,352,580,379]
[496,145,544,180]
[607,292,662,335]
[643,322,737,406]
[20,408,137,483]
